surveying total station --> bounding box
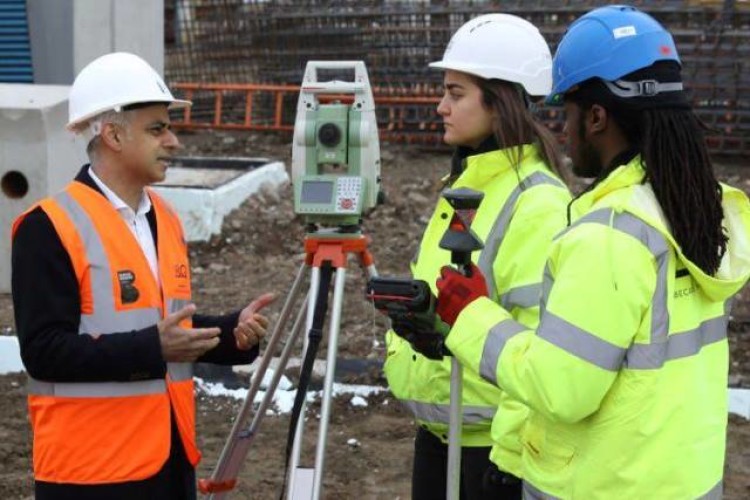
[292,60,381,230]
[199,61,380,500]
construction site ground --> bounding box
[0,130,748,499]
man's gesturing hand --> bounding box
[158,304,220,362]
[235,293,276,350]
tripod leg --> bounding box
[200,262,308,498]
[247,294,308,433]
[447,358,464,500]
[311,267,347,500]
[287,265,322,500]
[364,263,378,279]
[206,299,310,499]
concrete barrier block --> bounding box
[0,84,85,293]
[153,157,289,242]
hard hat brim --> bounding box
[66,98,192,131]
[428,60,551,97]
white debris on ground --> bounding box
[194,368,387,415]
[350,395,368,407]
[729,388,750,420]
[346,438,361,448]
[0,336,23,374]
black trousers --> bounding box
[35,414,196,500]
[412,427,522,500]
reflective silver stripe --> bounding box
[536,310,729,372]
[166,300,195,381]
[563,208,670,344]
[401,400,496,425]
[538,312,627,372]
[556,207,612,239]
[81,308,160,334]
[478,172,564,296]
[480,319,527,385]
[571,209,672,361]
[56,191,116,333]
[540,264,553,318]
[521,477,721,499]
[500,283,542,310]
[28,377,166,397]
[54,191,160,334]
[697,480,722,500]
[610,212,670,344]
[545,208,728,371]
[168,362,194,381]
[625,314,728,369]
[522,481,560,500]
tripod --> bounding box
[199,229,377,500]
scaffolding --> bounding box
[165,0,750,156]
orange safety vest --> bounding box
[12,181,199,484]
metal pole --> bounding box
[287,265,320,500]
[203,263,308,499]
[311,267,347,500]
[446,358,463,500]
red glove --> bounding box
[436,263,489,326]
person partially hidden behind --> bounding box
[11,52,275,500]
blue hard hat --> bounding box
[547,5,680,105]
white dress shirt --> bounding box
[88,167,160,285]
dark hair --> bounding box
[568,66,727,275]
[471,76,567,183]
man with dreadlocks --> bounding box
[431,5,750,499]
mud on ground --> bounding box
[0,130,748,498]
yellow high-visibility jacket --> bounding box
[446,156,750,499]
[384,144,571,476]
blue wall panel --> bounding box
[0,0,33,82]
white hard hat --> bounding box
[429,14,553,96]
[67,52,191,132]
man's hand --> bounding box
[436,263,489,326]
[158,304,221,362]
[235,293,276,350]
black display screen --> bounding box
[301,180,334,204]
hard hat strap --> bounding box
[603,79,683,99]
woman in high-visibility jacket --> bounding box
[383,14,571,499]
[435,6,750,499]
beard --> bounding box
[571,140,603,178]
[570,118,603,179]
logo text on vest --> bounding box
[117,270,140,304]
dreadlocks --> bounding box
[568,62,727,275]
[641,108,727,275]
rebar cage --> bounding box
[165,0,750,157]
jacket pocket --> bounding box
[522,419,575,473]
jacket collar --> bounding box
[450,135,499,178]
[72,164,158,232]
[74,164,102,193]
[571,154,646,217]
[454,143,541,188]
